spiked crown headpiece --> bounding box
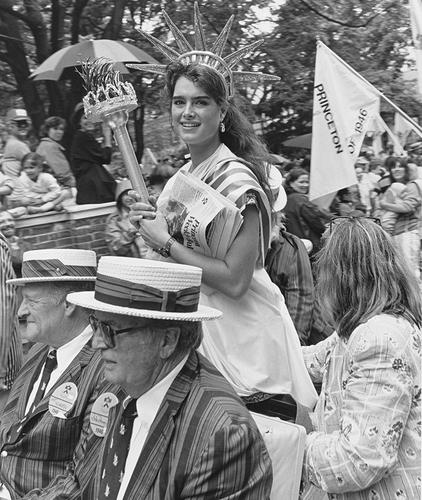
[127,2,280,97]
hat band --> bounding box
[95,273,200,313]
[22,259,96,279]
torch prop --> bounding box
[79,59,150,202]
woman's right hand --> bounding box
[128,190,157,226]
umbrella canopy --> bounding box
[30,39,158,81]
[282,133,312,149]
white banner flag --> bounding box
[410,0,422,94]
[309,42,380,205]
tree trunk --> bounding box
[0,4,44,130]
[103,0,128,40]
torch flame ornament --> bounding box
[78,59,150,202]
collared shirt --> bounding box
[116,354,189,500]
[25,326,92,414]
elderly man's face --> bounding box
[19,284,66,346]
[92,311,165,397]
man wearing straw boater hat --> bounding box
[0,249,122,499]
[67,256,272,499]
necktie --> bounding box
[98,398,138,499]
[29,349,57,414]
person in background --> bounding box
[107,150,129,181]
[147,173,167,201]
[284,167,332,257]
[1,109,31,178]
[380,156,422,279]
[70,103,116,205]
[36,116,76,191]
[105,179,148,258]
[0,230,23,414]
[67,257,272,499]
[265,211,314,346]
[301,217,421,499]
[7,152,68,214]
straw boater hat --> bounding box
[7,249,97,285]
[67,256,221,321]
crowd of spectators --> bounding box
[0,105,420,350]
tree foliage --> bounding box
[0,0,419,156]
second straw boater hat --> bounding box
[7,249,97,285]
[67,256,221,321]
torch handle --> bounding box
[112,124,150,203]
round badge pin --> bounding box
[90,392,119,437]
[48,382,78,419]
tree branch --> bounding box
[296,0,391,28]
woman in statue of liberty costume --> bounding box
[129,4,317,415]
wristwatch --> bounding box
[154,237,176,258]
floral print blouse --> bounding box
[301,314,421,500]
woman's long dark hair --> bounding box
[164,62,273,206]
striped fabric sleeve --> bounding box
[0,234,20,382]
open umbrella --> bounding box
[30,39,158,81]
[282,133,312,149]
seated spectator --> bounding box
[67,256,272,498]
[105,179,148,258]
[36,116,76,190]
[7,152,69,214]
[1,109,31,178]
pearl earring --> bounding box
[220,122,225,133]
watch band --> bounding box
[154,236,176,258]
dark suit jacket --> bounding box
[83,351,272,499]
[0,342,107,498]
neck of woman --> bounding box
[189,140,222,169]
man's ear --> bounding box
[159,327,180,359]
[63,300,77,317]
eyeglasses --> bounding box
[89,314,140,348]
[14,121,30,129]
[329,216,381,233]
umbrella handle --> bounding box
[103,110,150,204]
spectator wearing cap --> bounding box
[0,249,122,498]
[66,257,272,499]
[1,109,31,178]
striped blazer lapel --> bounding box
[123,352,199,499]
[29,343,96,419]
[16,345,49,417]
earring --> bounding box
[220,122,225,133]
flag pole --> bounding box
[318,41,422,137]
